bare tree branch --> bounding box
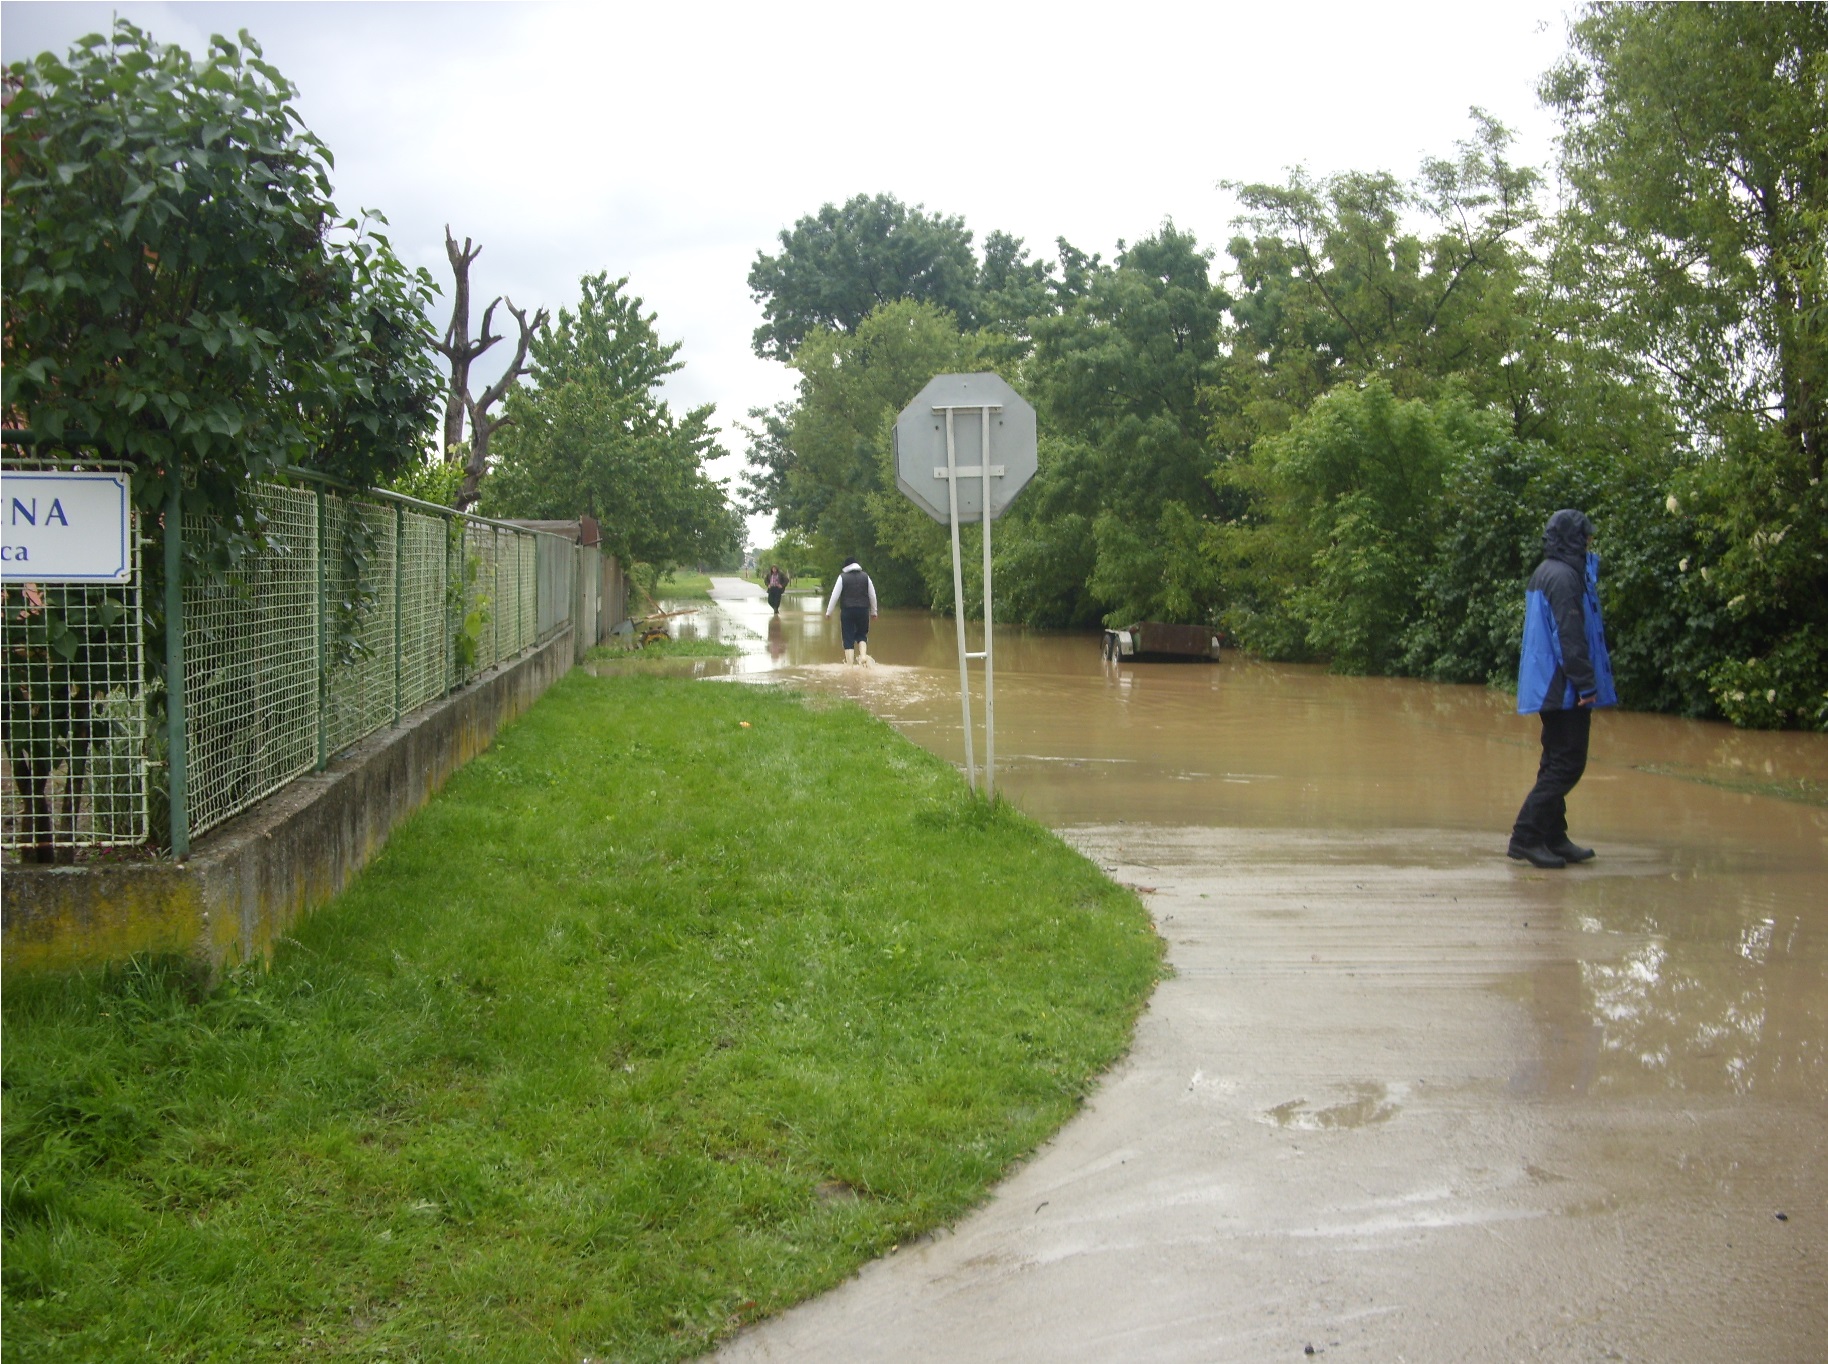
[456,298,549,511]
[431,226,503,462]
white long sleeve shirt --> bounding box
[825,563,878,616]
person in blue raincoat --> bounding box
[1510,508,1617,868]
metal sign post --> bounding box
[941,405,976,790]
[980,409,996,798]
[894,374,1036,798]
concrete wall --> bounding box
[3,628,575,980]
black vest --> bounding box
[839,567,870,608]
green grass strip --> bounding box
[587,636,743,662]
[652,571,715,599]
[3,672,1162,1363]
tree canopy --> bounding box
[1544,1,1828,727]
[740,4,1827,729]
[747,194,981,361]
[482,273,740,576]
[754,300,986,603]
[746,192,1085,364]
[1546,1,1827,478]
[1217,113,1546,445]
[1,20,440,522]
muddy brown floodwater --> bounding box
[614,585,1828,1363]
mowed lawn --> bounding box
[3,671,1161,1363]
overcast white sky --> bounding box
[2,0,1578,539]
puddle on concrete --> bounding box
[680,587,1827,1109]
[1260,1081,1403,1130]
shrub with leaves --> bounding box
[2,21,443,852]
[2,19,440,513]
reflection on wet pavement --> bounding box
[675,586,1828,1361]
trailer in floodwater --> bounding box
[1102,622,1222,662]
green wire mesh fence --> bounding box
[0,475,149,853]
[181,482,321,839]
[178,476,575,846]
[3,459,577,857]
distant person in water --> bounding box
[824,557,878,664]
[1510,508,1616,869]
[764,563,789,615]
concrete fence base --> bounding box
[2,628,575,981]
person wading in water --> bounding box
[824,557,878,665]
[1510,508,1616,869]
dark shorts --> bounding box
[840,606,871,648]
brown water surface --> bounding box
[627,589,1828,1110]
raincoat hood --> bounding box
[1542,509,1593,573]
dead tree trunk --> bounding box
[431,227,502,464]
[456,298,547,512]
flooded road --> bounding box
[626,586,1828,1361]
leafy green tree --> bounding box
[1399,439,1601,686]
[1546,2,1826,479]
[1220,380,1506,673]
[747,192,1082,365]
[735,401,795,523]
[987,500,1104,629]
[1545,1,1828,728]
[2,20,440,519]
[747,194,982,361]
[483,273,740,576]
[770,300,987,604]
[1020,224,1229,625]
[2,21,441,856]
[743,196,1094,604]
[975,229,1061,358]
[1214,113,1547,453]
[1584,458,1721,718]
[756,528,819,581]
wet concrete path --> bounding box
[632,585,1828,1362]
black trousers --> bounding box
[1512,706,1591,844]
[767,586,783,612]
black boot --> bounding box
[1547,836,1594,863]
[1507,839,1566,869]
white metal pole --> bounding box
[944,408,976,792]
[980,404,995,801]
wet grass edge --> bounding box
[1633,762,1828,806]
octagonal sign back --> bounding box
[894,373,1037,525]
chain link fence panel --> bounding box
[400,509,450,714]
[183,483,320,840]
[1,519,148,853]
[322,492,400,757]
[5,464,576,854]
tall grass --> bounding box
[3,673,1161,1362]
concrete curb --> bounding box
[2,628,574,979]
